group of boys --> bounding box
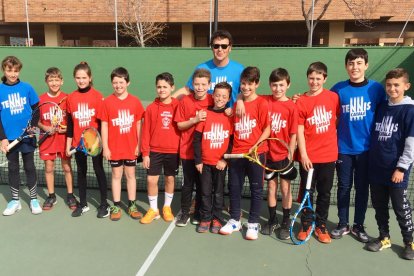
[0,30,413,260]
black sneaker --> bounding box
[402,242,414,260]
[175,212,190,227]
[365,237,391,252]
[351,224,369,243]
[278,220,291,240]
[71,205,90,217]
[66,195,78,210]
[97,204,110,218]
[330,224,350,239]
[261,219,280,235]
[42,196,57,210]
[191,213,201,225]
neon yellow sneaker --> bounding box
[162,206,174,222]
[140,208,160,224]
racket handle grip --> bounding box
[7,139,20,151]
[224,153,244,159]
[69,148,77,156]
[305,168,314,190]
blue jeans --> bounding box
[336,152,369,226]
[228,154,265,223]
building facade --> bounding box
[0,0,413,47]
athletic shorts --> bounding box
[265,157,297,181]
[40,152,70,161]
[109,159,137,168]
[147,152,179,176]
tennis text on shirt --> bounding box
[341,96,371,121]
[375,116,398,141]
[1,93,27,114]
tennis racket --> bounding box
[37,98,66,146]
[290,168,315,245]
[6,101,61,151]
[223,137,293,172]
[68,127,102,157]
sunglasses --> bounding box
[212,44,230,50]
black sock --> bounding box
[49,193,56,198]
[282,208,290,222]
[67,193,74,198]
[268,205,277,223]
[128,200,135,207]
[114,201,121,206]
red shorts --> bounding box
[40,152,70,161]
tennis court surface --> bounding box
[0,185,412,276]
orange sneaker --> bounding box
[297,227,312,241]
[315,226,332,244]
[162,206,174,222]
[140,208,160,224]
[110,205,122,221]
[128,202,143,220]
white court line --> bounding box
[136,216,177,276]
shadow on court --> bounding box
[0,185,412,276]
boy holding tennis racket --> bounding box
[193,81,233,233]
[261,68,298,240]
[366,68,414,260]
[0,55,42,215]
[101,67,145,221]
[295,62,339,244]
[65,61,110,218]
[39,67,77,211]
[220,66,270,240]
[140,72,180,224]
[174,68,214,227]
[330,48,386,243]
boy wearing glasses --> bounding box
[174,30,244,107]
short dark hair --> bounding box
[241,66,260,84]
[269,68,290,84]
[307,62,328,78]
[213,82,232,97]
[45,67,63,81]
[345,48,368,64]
[192,68,211,82]
[386,68,410,82]
[156,72,175,86]
[110,67,129,82]
[210,30,233,46]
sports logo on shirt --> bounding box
[307,106,332,134]
[42,106,63,122]
[235,114,257,139]
[211,76,233,92]
[73,103,95,127]
[1,93,27,115]
[270,112,286,134]
[342,96,371,121]
[375,116,398,141]
[111,109,134,134]
[161,111,173,129]
[203,123,229,149]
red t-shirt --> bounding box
[38,92,68,154]
[66,87,104,147]
[101,93,144,160]
[141,98,180,156]
[296,89,339,163]
[195,109,233,165]
[263,95,298,162]
[232,96,269,154]
[174,94,213,159]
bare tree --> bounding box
[302,0,382,47]
[114,0,166,47]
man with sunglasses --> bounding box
[174,30,244,107]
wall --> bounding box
[0,46,412,105]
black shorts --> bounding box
[109,159,137,168]
[147,152,179,176]
[265,158,297,181]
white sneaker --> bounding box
[219,219,241,235]
[246,223,260,240]
[30,199,42,215]
[3,200,22,216]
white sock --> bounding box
[148,195,158,211]
[164,192,174,207]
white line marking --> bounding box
[136,217,177,276]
